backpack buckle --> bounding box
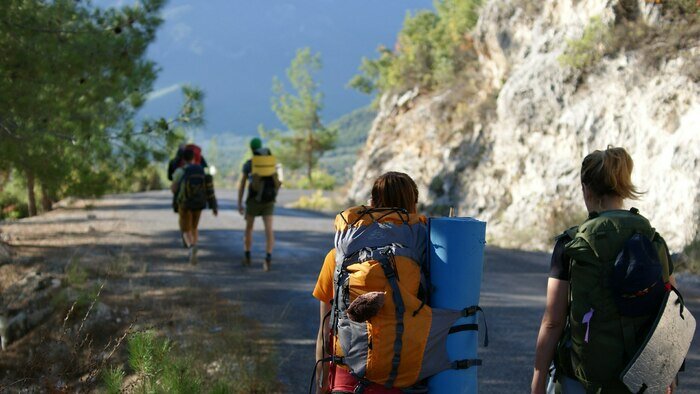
[451,359,482,369]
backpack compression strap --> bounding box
[443,306,487,370]
[376,248,405,388]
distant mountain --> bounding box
[128,0,432,139]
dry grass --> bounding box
[0,203,281,392]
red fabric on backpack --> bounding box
[184,144,203,165]
[329,364,402,394]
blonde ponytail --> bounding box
[581,146,642,200]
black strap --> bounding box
[461,305,489,347]
[671,285,686,319]
[322,310,332,356]
[636,383,648,393]
[449,324,478,334]
[451,359,482,369]
[462,305,482,317]
[378,253,405,388]
[307,356,333,394]
[353,379,370,394]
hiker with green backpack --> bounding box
[531,147,680,394]
[171,147,218,265]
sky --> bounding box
[98,0,434,138]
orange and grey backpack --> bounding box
[324,206,486,392]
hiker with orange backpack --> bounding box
[312,172,485,394]
[171,148,218,265]
[531,147,684,394]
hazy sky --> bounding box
[97,0,433,138]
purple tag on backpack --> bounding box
[582,308,594,343]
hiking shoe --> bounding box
[244,251,251,266]
[189,245,198,265]
[263,253,271,272]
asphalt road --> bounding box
[99,190,700,393]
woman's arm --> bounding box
[315,301,331,394]
[531,278,569,394]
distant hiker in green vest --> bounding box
[171,148,218,265]
[531,147,678,394]
[237,137,281,271]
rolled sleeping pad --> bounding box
[428,217,486,394]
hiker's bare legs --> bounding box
[244,214,255,252]
[192,228,198,246]
[183,231,194,247]
[263,215,274,254]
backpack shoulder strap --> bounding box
[652,232,672,283]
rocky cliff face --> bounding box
[349,0,699,251]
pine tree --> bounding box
[267,48,336,183]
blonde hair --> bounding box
[581,146,641,200]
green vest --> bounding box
[561,209,670,393]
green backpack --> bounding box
[557,209,671,393]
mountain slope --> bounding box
[349,0,700,251]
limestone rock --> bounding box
[349,0,699,252]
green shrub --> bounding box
[126,330,203,393]
[284,170,337,190]
[349,0,483,94]
[161,358,202,394]
[295,171,337,191]
[681,237,700,273]
[662,0,700,16]
[0,194,29,220]
[65,257,89,287]
[128,330,171,379]
[291,190,333,211]
[209,381,233,394]
[102,365,125,394]
[559,17,613,71]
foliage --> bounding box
[681,237,700,274]
[558,17,613,71]
[102,365,125,394]
[560,3,698,75]
[125,329,205,393]
[0,0,202,216]
[263,48,337,183]
[660,0,700,16]
[290,190,334,212]
[0,172,30,219]
[348,0,483,94]
[65,257,89,287]
[286,170,337,190]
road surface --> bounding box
[91,190,700,393]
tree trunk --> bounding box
[25,170,37,217]
[307,130,314,184]
[40,182,53,212]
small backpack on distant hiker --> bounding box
[317,206,487,392]
[180,165,208,210]
[168,144,205,180]
[554,208,694,392]
[250,154,281,203]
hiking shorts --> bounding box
[245,198,274,217]
[178,206,202,232]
